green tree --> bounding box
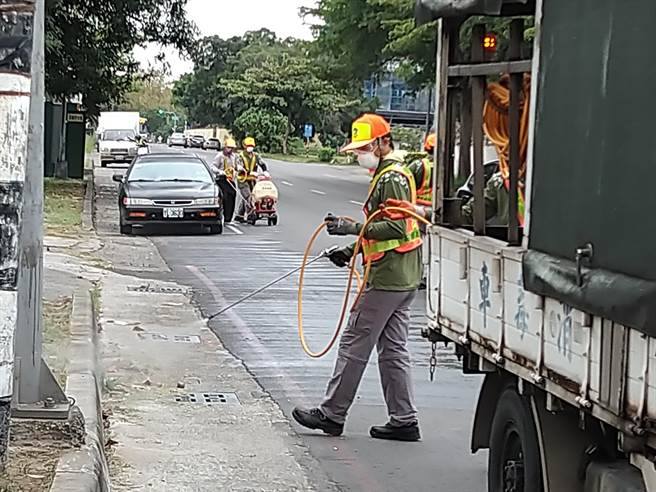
[46,0,196,114]
[233,107,288,153]
[174,31,362,153]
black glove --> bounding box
[325,213,361,236]
[328,248,352,268]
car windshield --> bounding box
[128,160,213,183]
[171,133,184,138]
[102,130,135,141]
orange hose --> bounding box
[297,207,432,358]
[483,74,531,181]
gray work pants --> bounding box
[236,183,252,218]
[320,289,418,426]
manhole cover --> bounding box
[137,333,201,344]
[175,393,240,405]
[128,285,186,294]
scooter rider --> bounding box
[235,137,268,223]
[292,113,423,442]
[212,138,239,223]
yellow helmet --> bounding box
[243,137,256,147]
[224,138,236,148]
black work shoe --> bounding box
[292,407,344,436]
[370,422,421,442]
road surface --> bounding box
[97,145,487,492]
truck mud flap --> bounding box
[523,249,656,337]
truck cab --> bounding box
[99,129,139,167]
[417,1,656,491]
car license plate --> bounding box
[163,207,184,219]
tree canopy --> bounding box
[46,0,196,114]
[173,30,365,152]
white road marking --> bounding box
[349,200,364,206]
[227,224,243,235]
[282,180,294,187]
[310,189,326,196]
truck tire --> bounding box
[119,222,132,235]
[488,387,543,492]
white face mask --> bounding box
[357,151,379,170]
[246,146,254,153]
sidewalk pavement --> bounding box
[41,165,337,490]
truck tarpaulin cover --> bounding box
[414,0,530,23]
[524,0,656,336]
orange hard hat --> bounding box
[341,113,391,152]
[424,133,437,152]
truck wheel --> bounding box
[119,222,132,235]
[488,388,543,492]
[209,224,223,235]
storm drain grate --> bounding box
[175,393,240,405]
[128,285,187,294]
[137,333,201,344]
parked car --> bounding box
[204,138,221,150]
[113,153,224,235]
[167,132,187,148]
[187,135,206,148]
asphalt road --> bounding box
[98,145,487,492]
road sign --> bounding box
[303,124,315,139]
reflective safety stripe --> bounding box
[416,158,432,206]
[238,152,258,182]
[503,178,526,227]
[361,163,422,263]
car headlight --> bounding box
[100,147,109,153]
[123,197,153,206]
[194,197,218,205]
[128,147,138,155]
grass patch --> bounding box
[44,179,85,235]
[43,296,73,388]
[264,153,354,165]
[85,134,96,154]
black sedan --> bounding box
[113,153,223,235]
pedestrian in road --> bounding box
[405,132,435,290]
[212,138,239,223]
[235,137,268,223]
[292,113,423,442]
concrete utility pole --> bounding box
[0,0,37,466]
[12,0,70,420]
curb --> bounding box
[82,168,94,232]
[49,286,109,492]
[50,161,110,492]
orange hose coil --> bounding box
[483,74,532,180]
[297,207,432,358]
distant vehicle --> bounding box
[113,153,223,235]
[97,111,140,139]
[204,138,221,150]
[455,159,499,201]
[99,129,139,167]
[187,135,205,148]
[167,132,187,148]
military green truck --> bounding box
[416,1,656,491]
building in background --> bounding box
[364,71,433,127]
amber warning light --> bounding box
[483,34,497,51]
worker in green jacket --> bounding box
[461,171,525,227]
[292,113,423,442]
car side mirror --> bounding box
[112,174,124,183]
